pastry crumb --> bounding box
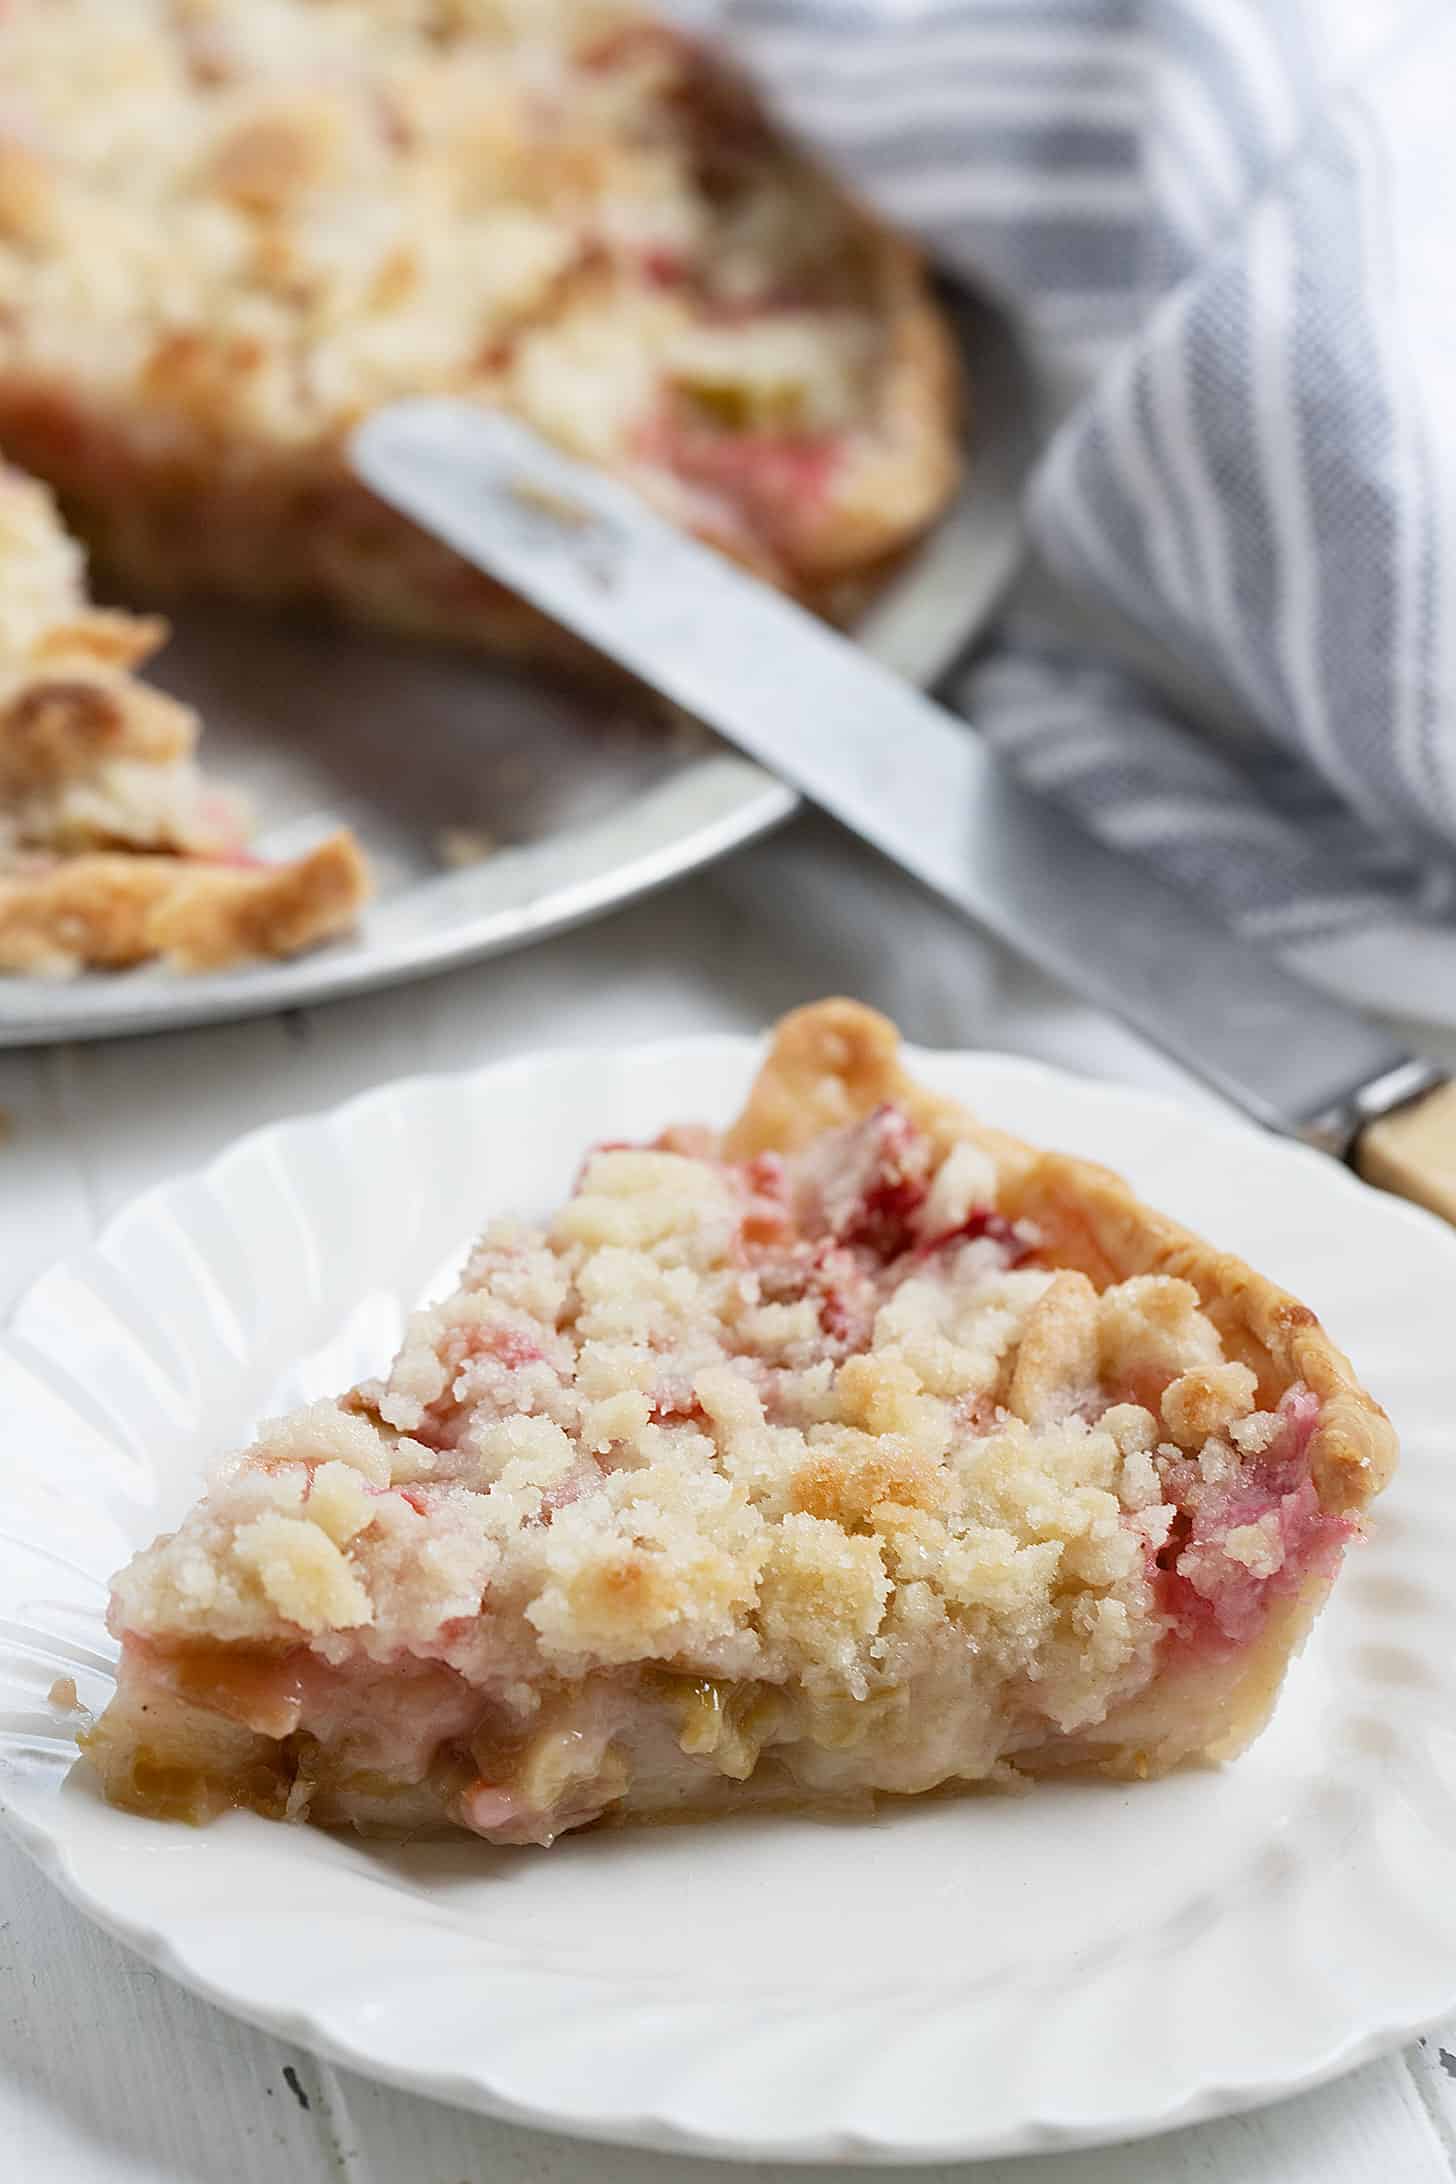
[437,826,498,871]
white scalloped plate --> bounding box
[4,1038,1456,2164]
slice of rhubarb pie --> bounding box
[0,460,368,974]
[86,1001,1395,1843]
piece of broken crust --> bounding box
[84,999,1395,1842]
[0,830,369,976]
[0,459,369,974]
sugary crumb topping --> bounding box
[111,1104,1343,1766]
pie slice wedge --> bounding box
[0,460,369,974]
[85,1000,1396,1843]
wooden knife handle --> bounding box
[1355,1079,1456,1225]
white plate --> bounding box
[0,288,1034,1049]
[3,1037,1454,2164]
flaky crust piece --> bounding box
[0,456,371,974]
[0,829,369,976]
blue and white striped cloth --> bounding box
[716,0,1456,1020]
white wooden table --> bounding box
[6,810,1456,2183]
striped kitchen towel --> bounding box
[720,0,1456,1019]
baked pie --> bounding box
[85,1001,1395,1843]
[0,460,368,974]
[0,1,960,657]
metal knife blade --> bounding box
[353,401,1439,1148]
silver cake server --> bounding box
[353,401,1456,1223]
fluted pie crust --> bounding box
[85,1001,1396,1843]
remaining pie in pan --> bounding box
[84,1001,1395,1843]
[0,460,368,974]
[0,2,960,658]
